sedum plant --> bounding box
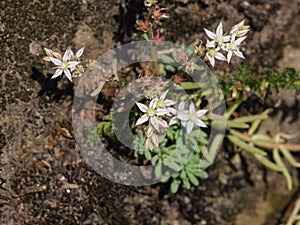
[42,0,300,195]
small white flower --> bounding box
[223,34,247,63]
[49,49,80,82]
[66,47,84,61]
[204,22,230,47]
[156,89,176,116]
[169,101,187,126]
[135,98,169,132]
[177,102,207,134]
[205,40,226,67]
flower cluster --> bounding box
[194,20,249,67]
[135,89,208,150]
[43,47,84,82]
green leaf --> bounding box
[171,180,180,193]
[228,135,267,156]
[160,54,175,64]
[180,82,201,90]
[279,145,300,168]
[187,172,199,186]
[145,150,152,160]
[183,179,191,189]
[90,81,105,97]
[165,64,176,72]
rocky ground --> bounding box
[0,0,300,224]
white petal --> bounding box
[51,69,63,79]
[216,22,223,37]
[64,69,72,82]
[156,108,169,116]
[168,107,177,115]
[76,47,84,58]
[178,101,185,110]
[63,48,73,61]
[195,119,207,128]
[151,134,159,148]
[136,102,148,112]
[186,120,194,134]
[169,117,178,125]
[204,29,216,40]
[223,35,231,42]
[157,118,169,128]
[150,117,160,131]
[235,36,247,46]
[196,109,208,117]
[50,57,62,66]
[68,61,80,68]
[136,114,149,125]
[227,50,233,63]
[177,113,189,121]
[189,102,196,113]
[160,89,169,100]
[207,54,215,67]
[145,126,153,137]
[215,52,226,61]
[206,39,216,48]
[234,49,245,59]
[164,99,176,106]
[149,98,158,109]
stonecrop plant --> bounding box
[43,0,300,195]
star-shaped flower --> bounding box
[135,98,169,132]
[168,101,187,126]
[204,22,230,47]
[205,40,226,67]
[49,49,80,82]
[177,102,207,134]
[223,34,247,63]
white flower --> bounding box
[169,101,187,126]
[156,89,176,115]
[66,47,84,61]
[135,98,169,132]
[223,34,247,63]
[49,49,80,82]
[204,22,230,47]
[205,40,226,67]
[177,102,207,134]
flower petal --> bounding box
[235,36,247,46]
[168,107,177,115]
[156,108,169,116]
[195,119,207,128]
[215,52,226,61]
[149,98,158,109]
[164,99,176,106]
[186,120,194,134]
[204,28,216,40]
[76,47,84,58]
[169,117,178,125]
[63,48,73,61]
[189,102,196,113]
[157,118,169,128]
[136,114,149,125]
[196,109,208,117]
[51,69,63,79]
[227,50,233,63]
[68,61,80,68]
[136,102,148,112]
[150,117,160,131]
[177,113,189,121]
[160,89,169,100]
[234,49,245,59]
[50,57,62,66]
[216,22,223,37]
[64,69,72,82]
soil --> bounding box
[1,0,300,225]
